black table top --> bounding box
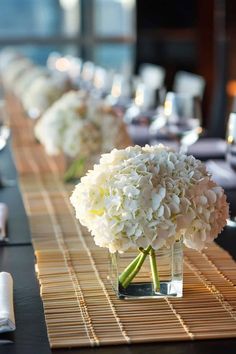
[0,140,236,354]
[0,139,31,245]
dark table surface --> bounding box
[0,140,236,354]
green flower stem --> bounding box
[64,157,85,182]
[118,252,143,285]
[149,248,160,292]
[119,245,152,289]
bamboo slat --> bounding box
[7,95,236,348]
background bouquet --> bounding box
[35,90,132,181]
[21,73,70,119]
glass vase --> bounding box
[109,239,183,299]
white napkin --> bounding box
[205,160,236,189]
[150,138,226,158]
[0,272,15,333]
[189,138,226,158]
[0,203,8,241]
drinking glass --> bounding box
[106,73,132,111]
[150,92,202,153]
[124,83,157,125]
[225,112,236,226]
[226,113,236,169]
[80,61,95,90]
[93,66,108,96]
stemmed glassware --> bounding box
[226,112,236,170]
[149,92,203,153]
[225,112,236,226]
[80,61,95,91]
[124,82,157,125]
[106,73,131,110]
[92,66,109,98]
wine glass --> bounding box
[67,56,82,85]
[92,66,108,97]
[226,112,236,169]
[150,92,203,153]
[124,83,158,125]
[80,61,95,91]
[225,112,236,227]
[107,73,131,108]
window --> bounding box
[0,0,136,72]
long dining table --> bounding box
[0,104,236,354]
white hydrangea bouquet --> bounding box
[35,90,132,182]
[21,73,70,119]
[14,66,48,99]
[2,57,33,91]
[70,145,228,299]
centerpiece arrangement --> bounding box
[13,66,49,99]
[35,90,132,182]
[2,57,34,91]
[70,144,228,299]
[21,73,71,119]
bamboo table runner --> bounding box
[7,96,236,348]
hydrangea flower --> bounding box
[22,74,69,117]
[34,91,101,158]
[34,90,131,159]
[70,145,228,253]
[2,58,33,90]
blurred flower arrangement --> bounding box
[1,57,34,91]
[0,50,72,119]
[21,74,71,119]
[34,90,132,181]
[70,145,228,294]
[13,66,49,98]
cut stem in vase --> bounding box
[110,239,183,299]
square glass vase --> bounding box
[109,239,183,299]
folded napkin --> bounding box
[189,138,226,159]
[205,160,236,189]
[0,272,15,333]
[127,125,150,145]
[150,138,226,159]
[0,203,8,241]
